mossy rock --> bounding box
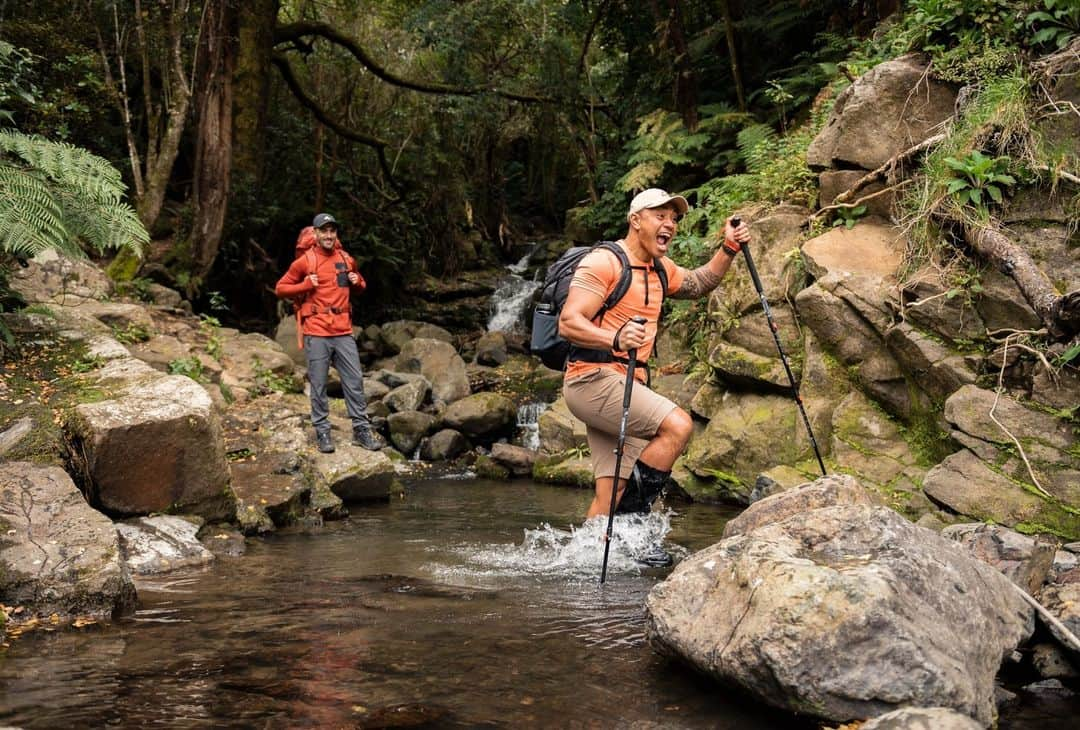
[532,453,593,488]
[474,454,510,480]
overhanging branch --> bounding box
[270,53,402,197]
[274,21,552,104]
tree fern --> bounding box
[0,131,146,258]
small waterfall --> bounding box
[487,246,542,334]
[516,401,547,451]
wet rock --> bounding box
[116,515,215,575]
[475,331,508,365]
[441,392,517,441]
[0,462,136,621]
[941,523,1057,595]
[387,410,436,454]
[859,706,982,730]
[198,523,246,557]
[723,474,877,539]
[490,442,537,476]
[228,460,309,533]
[646,503,1033,727]
[1031,643,1078,679]
[315,447,397,503]
[806,53,957,171]
[418,429,468,462]
[474,454,510,480]
[532,453,593,488]
[748,465,808,503]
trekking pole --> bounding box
[600,315,646,584]
[732,217,827,476]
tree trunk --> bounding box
[190,0,237,284]
[647,0,699,130]
[964,222,1080,340]
[719,0,746,113]
[135,0,195,231]
[232,0,280,188]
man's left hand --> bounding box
[721,218,751,256]
[348,272,360,285]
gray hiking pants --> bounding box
[304,334,371,434]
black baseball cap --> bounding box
[313,213,338,229]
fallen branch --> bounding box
[831,133,947,207]
[1012,582,1080,654]
[811,180,911,222]
[963,222,1080,340]
[991,335,1052,500]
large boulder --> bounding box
[861,707,982,730]
[419,429,470,461]
[387,410,437,455]
[806,53,957,171]
[379,320,454,355]
[537,397,588,454]
[721,473,876,539]
[395,338,470,405]
[441,392,517,441]
[0,462,136,621]
[68,356,234,520]
[9,248,114,305]
[942,523,1057,595]
[646,500,1033,726]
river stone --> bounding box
[362,376,390,402]
[314,447,397,502]
[0,462,136,620]
[645,504,1034,726]
[387,410,436,455]
[491,443,537,476]
[384,379,429,413]
[0,416,33,458]
[198,524,247,557]
[723,474,877,538]
[396,338,470,405]
[441,392,517,440]
[1031,643,1078,679]
[941,523,1057,595]
[860,707,982,730]
[475,331,508,365]
[379,320,453,355]
[69,357,233,520]
[419,429,470,461]
[532,453,594,488]
[116,515,215,575]
[806,53,957,171]
[537,397,588,454]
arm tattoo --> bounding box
[670,265,723,299]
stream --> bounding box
[1,478,1076,728]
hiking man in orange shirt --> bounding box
[275,213,383,453]
[559,189,749,565]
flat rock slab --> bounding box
[116,515,214,575]
[0,461,136,620]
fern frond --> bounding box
[54,186,147,255]
[0,130,124,204]
[0,164,71,256]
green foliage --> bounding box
[168,356,205,383]
[832,204,868,229]
[1056,342,1080,367]
[111,323,151,345]
[252,359,297,394]
[0,130,148,259]
[943,150,1017,210]
[1026,0,1080,49]
[198,314,223,362]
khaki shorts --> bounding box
[563,367,678,480]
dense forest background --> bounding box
[0,0,1076,333]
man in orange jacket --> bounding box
[275,213,383,453]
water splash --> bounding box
[515,402,547,451]
[432,511,685,581]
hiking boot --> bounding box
[352,426,383,450]
[636,544,673,568]
[616,462,671,515]
[316,431,335,453]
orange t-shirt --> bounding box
[564,240,685,383]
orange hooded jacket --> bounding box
[275,227,367,341]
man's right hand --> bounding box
[307,274,319,287]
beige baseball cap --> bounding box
[626,188,689,221]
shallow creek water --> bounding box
[1,478,1076,728]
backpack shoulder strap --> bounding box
[654,257,669,300]
[595,241,632,320]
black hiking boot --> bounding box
[316,431,335,453]
[352,426,384,451]
[616,462,671,515]
[636,544,674,568]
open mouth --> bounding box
[657,232,672,248]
